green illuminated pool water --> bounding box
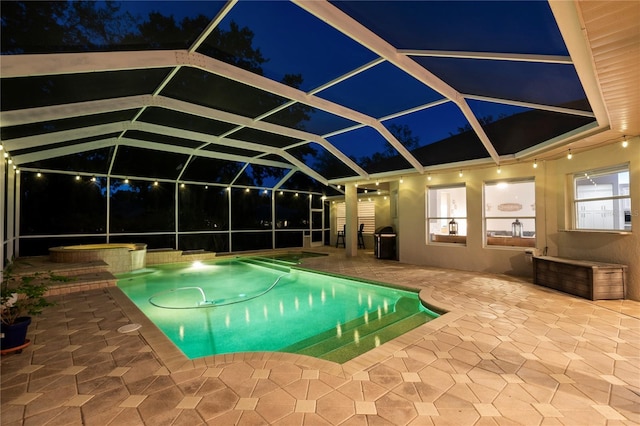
[117,257,437,363]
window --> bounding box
[335,200,375,234]
[484,179,536,247]
[574,165,630,231]
[426,184,467,244]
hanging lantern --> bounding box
[448,219,458,235]
[511,218,522,238]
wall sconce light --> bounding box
[448,219,458,235]
[511,218,522,238]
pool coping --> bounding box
[109,257,463,378]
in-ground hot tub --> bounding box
[49,243,147,274]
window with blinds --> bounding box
[335,201,375,234]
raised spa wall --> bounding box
[49,243,147,274]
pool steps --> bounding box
[281,297,434,363]
[235,256,293,273]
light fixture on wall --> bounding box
[533,159,538,169]
[622,136,628,148]
[567,149,573,160]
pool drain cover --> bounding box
[117,323,142,333]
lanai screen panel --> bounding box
[0,0,600,189]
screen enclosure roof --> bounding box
[1,0,637,193]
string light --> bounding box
[375,180,379,186]
[180,183,185,188]
[154,180,159,186]
[427,173,432,181]
[567,149,572,160]
[91,176,96,182]
[459,170,463,177]
[533,159,538,169]
[497,166,501,174]
[399,176,403,183]
[622,136,628,148]
[124,178,129,184]
[37,172,42,178]
[75,175,81,181]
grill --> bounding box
[374,226,397,260]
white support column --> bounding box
[0,155,5,270]
[345,184,358,257]
[6,166,16,262]
[14,171,20,257]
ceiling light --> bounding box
[567,149,572,160]
[622,136,628,148]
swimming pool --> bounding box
[116,257,438,363]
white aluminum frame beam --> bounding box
[399,49,573,64]
[291,0,500,165]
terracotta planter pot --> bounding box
[1,316,31,350]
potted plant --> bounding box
[1,265,56,351]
